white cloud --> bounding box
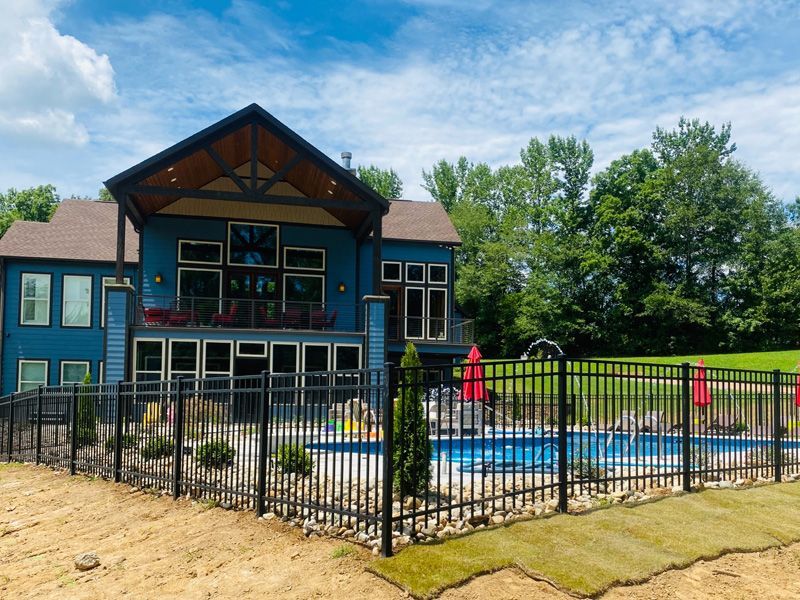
[0,0,116,145]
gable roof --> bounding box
[382,200,461,245]
[0,200,138,263]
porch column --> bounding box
[115,193,127,283]
[364,295,389,407]
[104,283,135,385]
[371,209,382,294]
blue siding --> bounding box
[105,287,131,384]
[358,240,454,300]
[1,259,136,394]
[365,299,386,371]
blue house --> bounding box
[0,104,472,394]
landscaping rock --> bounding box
[74,552,100,571]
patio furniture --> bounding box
[429,401,483,436]
[166,307,197,327]
[641,411,666,433]
[142,306,167,326]
[283,307,302,328]
[258,305,281,328]
[612,411,640,432]
[311,308,338,330]
[712,413,739,435]
[211,302,237,326]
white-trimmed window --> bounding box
[177,267,222,299]
[20,273,51,325]
[134,339,165,382]
[236,341,268,357]
[270,342,299,373]
[18,360,47,392]
[203,340,232,377]
[228,222,279,267]
[404,287,425,339]
[428,263,448,284]
[283,273,325,304]
[284,247,325,271]
[427,288,447,340]
[178,240,223,265]
[61,361,90,384]
[62,275,92,327]
[101,276,131,327]
[405,263,425,283]
[382,261,401,282]
[169,340,199,379]
[333,344,362,370]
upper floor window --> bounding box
[428,264,448,284]
[228,222,278,267]
[382,261,401,282]
[20,273,51,326]
[284,247,325,271]
[62,275,92,327]
[405,263,425,283]
[179,240,222,265]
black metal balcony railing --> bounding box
[388,315,474,345]
[135,295,364,333]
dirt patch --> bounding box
[3,462,800,599]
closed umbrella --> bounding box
[795,372,800,408]
[462,345,488,402]
[693,358,712,407]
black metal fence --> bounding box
[3,357,800,557]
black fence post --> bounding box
[557,354,568,513]
[113,381,124,484]
[69,383,78,476]
[256,370,270,518]
[380,363,395,558]
[172,377,185,500]
[7,393,14,462]
[681,362,691,492]
[773,369,782,483]
[35,385,43,465]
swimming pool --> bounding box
[311,430,787,472]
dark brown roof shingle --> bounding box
[382,200,460,245]
[0,199,138,263]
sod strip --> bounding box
[371,482,800,599]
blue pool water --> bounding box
[311,430,788,472]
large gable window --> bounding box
[179,240,222,265]
[20,273,51,326]
[228,222,279,267]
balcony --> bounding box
[135,295,363,334]
[388,315,474,345]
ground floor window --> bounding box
[134,339,165,382]
[169,340,199,379]
[18,360,47,392]
[60,361,90,384]
[203,341,232,377]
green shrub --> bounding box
[197,440,236,468]
[733,421,748,434]
[393,342,432,497]
[276,443,313,476]
[104,433,137,453]
[568,445,605,480]
[141,436,174,460]
[76,372,97,447]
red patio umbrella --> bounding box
[462,345,488,402]
[794,372,800,408]
[693,358,712,407]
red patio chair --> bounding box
[143,307,166,326]
[211,302,238,327]
[283,307,302,328]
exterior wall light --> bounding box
[154,273,163,284]
[338,282,346,293]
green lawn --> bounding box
[371,482,800,599]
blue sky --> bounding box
[2,0,800,201]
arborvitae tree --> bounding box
[76,371,97,447]
[392,342,432,497]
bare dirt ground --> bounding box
[3,463,800,600]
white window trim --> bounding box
[382,261,402,282]
[404,286,426,340]
[282,273,326,304]
[227,221,280,268]
[178,239,223,265]
[60,360,91,385]
[99,361,105,384]
[62,275,92,328]
[333,343,363,370]
[236,340,269,358]
[101,276,131,327]
[177,267,223,299]
[269,341,300,373]
[132,338,166,381]
[427,288,448,341]
[405,262,426,284]
[168,339,200,379]
[302,343,331,372]
[427,263,448,285]
[18,359,48,392]
[283,246,326,271]
[20,273,51,326]
[202,340,233,377]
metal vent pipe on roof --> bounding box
[340,151,352,170]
